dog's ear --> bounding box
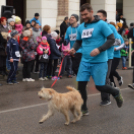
[48,89,54,95]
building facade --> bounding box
[0,0,133,29]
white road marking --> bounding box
[0,87,129,114]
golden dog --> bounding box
[38,86,83,125]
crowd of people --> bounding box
[1,3,134,115]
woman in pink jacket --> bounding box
[36,36,51,80]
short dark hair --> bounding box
[35,13,39,17]
[130,23,134,27]
[64,17,68,21]
[80,3,93,12]
[34,23,39,27]
[97,10,107,17]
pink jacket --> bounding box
[15,24,23,34]
[62,43,70,55]
[36,42,51,55]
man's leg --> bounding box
[92,62,123,108]
[101,60,112,105]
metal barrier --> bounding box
[129,38,132,68]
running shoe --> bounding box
[52,76,59,80]
[22,78,27,82]
[7,82,13,85]
[39,77,45,81]
[67,75,72,78]
[128,84,134,90]
[12,80,19,84]
[27,78,35,82]
[122,67,127,70]
[118,76,123,86]
[114,91,124,108]
[82,110,89,116]
[100,101,111,107]
[44,77,48,80]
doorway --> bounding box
[6,0,26,24]
[81,0,90,5]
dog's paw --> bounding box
[39,121,44,124]
[71,119,76,123]
[64,122,69,126]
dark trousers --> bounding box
[78,81,119,111]
[60,55,72,76]
[39,62,48,78]
[47,59,58,76]
[109,58,121,87]
[23,60,34,78]
[101,59,112,102]
[35,55,40,72]
[7,61,18,82]
[71,53,82,75]
[0,55,6,73]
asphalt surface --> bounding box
[0,60,134,134]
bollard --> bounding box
[129,38,132,68]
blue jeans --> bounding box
[122,56,127,67]
[39,62,48,78]
[6,58,11,70]
[7,61,18,82]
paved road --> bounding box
[0,61,134,134]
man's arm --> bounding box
[98,34,115,52]
[73,40,82,51]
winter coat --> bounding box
[0,24,9,56]
[60,21,68,38]
[32,28,41,43]
[15,24,23,34]
[36,42,51,63]
[6,38,20,61]
[49,39,61,59]
[20,37,37,62]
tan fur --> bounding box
[38,86,83,125]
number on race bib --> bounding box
[82,28,94,39]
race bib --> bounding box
[82,28,94,39]
[43,54,48,59]
[69,33,77,41]
[15,51,21,57]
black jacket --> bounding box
[49,39,61,60]
[60,21,68,38]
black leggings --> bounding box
[78,82,119,111]
[23,60,34,78]
[109,58,121,87]
[47,59,58,76]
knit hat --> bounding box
[35,13,39,17]
[10,30,18,37]
[42,36,47,40]
[23,30,31,37]
[25,20,31,26]
[7,18,15,24]
[15,16,21,23]
[71,14,79,22]
[51,31,58,39]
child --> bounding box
[6,30,20,84]
[36,36,51,80]
[59,42,72,78]
[121,39,129,70]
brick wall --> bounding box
[58,0,68,16]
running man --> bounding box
[70,3,123,115]
[97,10,121,106]
[65,14,82,75]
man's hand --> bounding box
[90,48,100,57]
[69,48,76,55]
[114,48,116,51]
[10,58,13,63]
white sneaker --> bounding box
[27,78,35,82]
[22,78,27,82]
[39,77,45,81]
[44,77,48,80]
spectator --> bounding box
[127,24,134,46]
[36,36,51,80]
[42,25,51,40]
[7,18,15,31]
[32,23,41,73]
[119,14,126,25]
[30,13,41,27]
[122,25,129,40]
[7,30,20,84]
[60,17,69,41]
[116,11,119,22]
[47,31,61,80]
[59,42,72,78]
[129,23,134,30]
[31,20,36,28]
[20,30,37,82]
[23,20,31,31]
[0,17,9,76]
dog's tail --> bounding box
[66,86,77,92]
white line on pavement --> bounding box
[0,87,129,114]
